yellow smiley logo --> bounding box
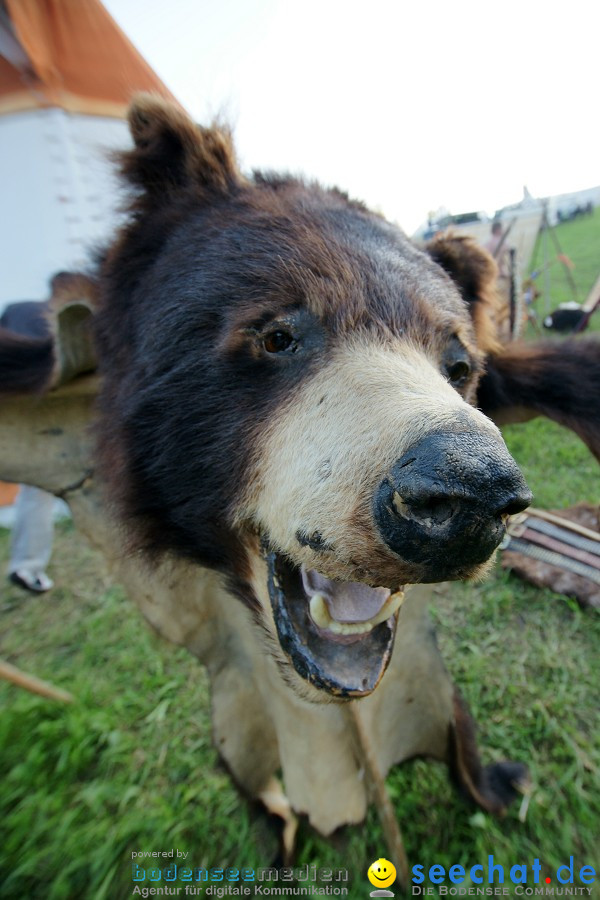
[368,857,396,888]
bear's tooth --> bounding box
[309,588,405,634]
[328,620,373,635]
[309,593,331,628]
[366,590,405,628]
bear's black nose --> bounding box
[373,431,532,581]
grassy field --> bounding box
[526,206,600,335]
[1,215,599,900]
[1,420,598,900]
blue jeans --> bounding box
[8,485,54,575]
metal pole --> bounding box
[542,203,551,316]
[509,247,516,338]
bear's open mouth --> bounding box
[264,548,405,698]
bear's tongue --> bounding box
[301,566,405,637]
[302,566,390,621]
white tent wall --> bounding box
[0,108,130,311]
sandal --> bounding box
[9,569,54,593]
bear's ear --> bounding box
[425,232,501,353]
[122,94,242,202]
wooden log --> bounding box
[0,658,74,703]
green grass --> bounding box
[526,206,600,335]
[500,418,598,509]
[0,529,273,899]
[1,416,598,900]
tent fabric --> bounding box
[0,0,178,118]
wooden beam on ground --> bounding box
[0,658,74,703]
[344,703,409,890]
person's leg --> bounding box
[8,485,55,592]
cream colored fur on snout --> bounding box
[239,337,504,585]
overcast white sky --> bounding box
[103,0,598,234]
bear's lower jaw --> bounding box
[263,546,404,699]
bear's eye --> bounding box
[447,359,470,384]
[263,329,296,353]
[443,337,473,389]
